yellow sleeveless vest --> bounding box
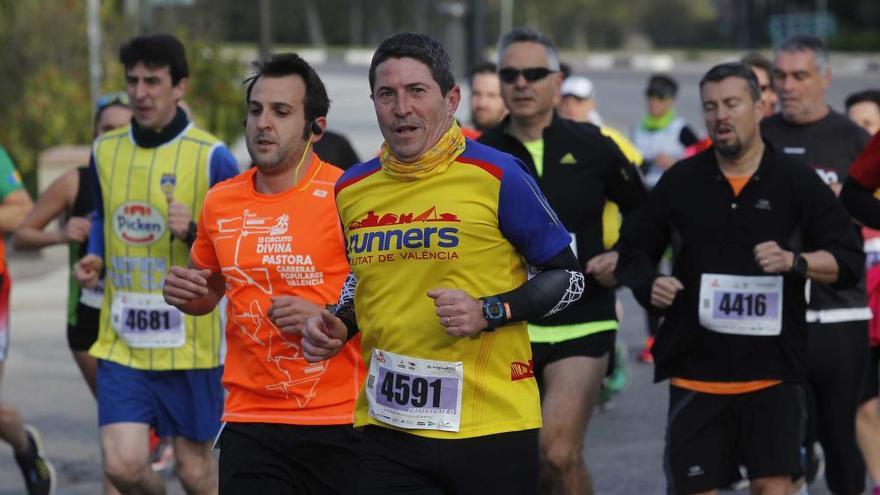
[89,124,225,370]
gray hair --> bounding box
[496,27,561,71]
[775,35,829,73]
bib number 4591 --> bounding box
[379,371,442,408]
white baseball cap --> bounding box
[561,76,595,100]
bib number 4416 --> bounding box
[717,293,767,317]
[379,371,442,409]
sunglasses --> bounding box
[498,67,555,84]
[95,91,130,113]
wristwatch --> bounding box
[790,253,808,278]
[482,297,507,331]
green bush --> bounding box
[0,2,243,194]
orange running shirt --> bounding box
[726,174,752,197]
[191,156,363,425]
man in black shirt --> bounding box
[761,35,871,495]
[617,62,863,495]
[479,28,646,495]
[313,129,361,170]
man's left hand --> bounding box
[427,288,488,337]
[168,200,192,241]
[754,240,794,274]
[268,296,323,336]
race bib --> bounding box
[111,292,185,348]
[699,274,783,336]
[366,349,463,432]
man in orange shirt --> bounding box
[162,53,362,494]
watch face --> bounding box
[486,300,504,319]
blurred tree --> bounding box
[0,0,244,192]
[183,37,247,145]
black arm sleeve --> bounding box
[841,178,880,230]
[679,126,699,147]
[491,247,585,323]
[333,273,360,341]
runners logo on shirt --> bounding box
[347,206,461,264]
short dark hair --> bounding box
[845,89,880,111]
[646,74,678,99]
[776,35,829,73]
[369,33,455,95]
[469,61,497,83]
[699,62,761,102]
[496,27,561,71]
[119,34,189,85]
[741,52,773,78]
[244,53,330,137]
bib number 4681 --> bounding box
[380,371,442,408]
[125,309,172,331]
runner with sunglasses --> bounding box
[479,27,646,495]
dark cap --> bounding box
[645,74,678,99]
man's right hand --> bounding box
[301,311,347,363]
[651,276,684,309]
[74,254,104,289]
[163,266,212,307]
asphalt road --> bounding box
[2,61,872,494]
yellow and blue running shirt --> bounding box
[335,139,571,439]
[87,113,238,371]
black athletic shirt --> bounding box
[761,110,870,314]
[616,145,864,382]
[314,130,361,170]
[479,113,647,326]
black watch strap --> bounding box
[185,221,198,246]
[482,296,508,331]
[790,253,808,277]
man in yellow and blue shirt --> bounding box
[75,34,238,495]
[300,33,584,495]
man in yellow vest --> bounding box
[75,34,239,495]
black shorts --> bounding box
[359,425,539,495]
[531,331,615,389]
[67,303,100,352]
[665,383,805,495]
[862,345,880,403]
[217,422,361,495]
